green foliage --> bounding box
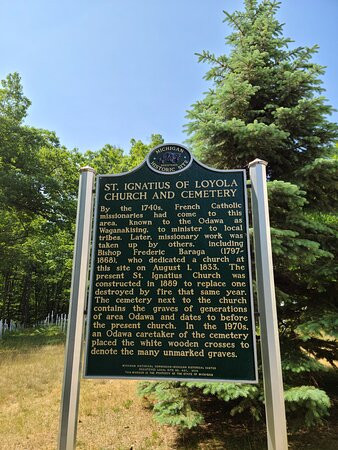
[127,134,164,169]
[84,144,127,174]
[281,351,327,374]
[139,379,334,430]
[296,313,338,341]
[0,75,81,324]
[284,386,331,429]
[82,134,163,175]
[0,326,66,350]
[184,382,263,421]
[0,71,163,326]
[185,1,338,180]
[298,156,338,212]
[0,72,31,123]
[138,382,203,429]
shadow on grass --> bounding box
[171,387,338,449]
[172,395,267,450]
[0,326,66,352]
[176,424,267,450]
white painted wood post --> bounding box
[58,167,95,450]
[248,159,288,450]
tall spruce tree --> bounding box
[139,0,338,429]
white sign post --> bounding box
[58,166,95,450]
[249,159,288,450]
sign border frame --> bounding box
[83,147,258,383]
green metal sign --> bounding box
[84,144,257,382]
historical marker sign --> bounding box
[84,144,257,382]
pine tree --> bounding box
[186,0,337,182]
[139,0,338,429]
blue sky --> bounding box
[1,0,337,153]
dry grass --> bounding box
[0,327,337,450]
[0,335,64,449]
[77,380,175,449]
[0,328,176,450]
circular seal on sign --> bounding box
[147,143,192,174]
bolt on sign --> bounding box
[84,144,258,382]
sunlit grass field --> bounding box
[0,327,337,449]
[0,327,175,450]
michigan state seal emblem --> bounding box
[147,144,192,174]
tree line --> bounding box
[0,78,163,325]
